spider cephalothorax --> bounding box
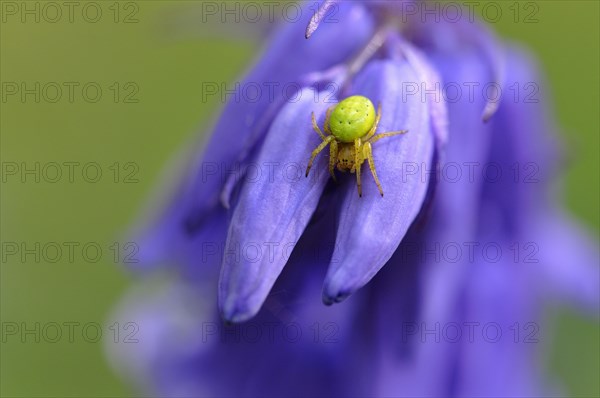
[305,95,408,197]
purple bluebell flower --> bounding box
[109,1,599,397]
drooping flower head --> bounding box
[108,1,599,397]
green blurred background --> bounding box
[1,1,598,397]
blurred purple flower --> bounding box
[109,1,599,397]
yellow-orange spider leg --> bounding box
[354,138,364,197]
[324,106,335,135]
[368,130,409,144]
[328,139,338,182]
[364,102,382,141]
[363,142,384,196]
[306,135,335,177]
[311,112,326,140]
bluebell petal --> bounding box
[454,256,546,397]
[305,0,339,39]
[105,279,212,396]
[424,45,495,239]
[414,12,506,122]
[527,207,600,313]
[476,48,598,314]
[480,46,560,237]
[219,89,335,322]
[389,49,496,396]
[477,42,597,313]
[323,55,437,304]
[391,36,449,150]
[459,18,506,122]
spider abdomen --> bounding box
[329,95,376,143]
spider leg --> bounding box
[364,102,382,141]
[368,130,409,144]
[324,106,335,135]
[328,139,338,182]
[306,135,334,177]
[311,112,327,140]
[363,142,384,196]
[354,138,363,197]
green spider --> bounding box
[305,95,408,197]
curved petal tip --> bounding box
[322,273,354,305]
[305,0,339,39]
